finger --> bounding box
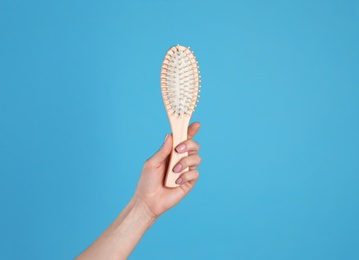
[172,154,201,173]
[175,170,199,185]
[175,139,200,154]
[188,150,197,156]
[187,122,200,140]
[145,134,173,168]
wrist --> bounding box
[130,195,158,222]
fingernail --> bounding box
[163,134,169,143]
[176,177,182,184]
[173,164,182,173]
[176,144,186,153]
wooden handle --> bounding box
[164,116,190,188]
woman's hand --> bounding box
[75,123,201,259]
[133,122,201,218]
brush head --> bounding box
[160,44,200,117]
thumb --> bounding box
[147,134,172,167]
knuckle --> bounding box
[196,142,200,150]
[183,170,199,182]
[143,158,153,168]
[192,154,201,164]
[188,139,198,148]
[192,170,199,179]
[185,139,193,147]
[183,172,192,181]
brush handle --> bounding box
[165,116,190,188]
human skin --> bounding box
[75,122,201,260]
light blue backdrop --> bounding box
[1,0,358,259]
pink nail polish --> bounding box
[176,177,182,184]
[176,144,186,153]
[173,164,182,173]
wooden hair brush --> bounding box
[160,44,201,188]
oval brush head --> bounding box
[160,44,200,188]
[161,45,200,117]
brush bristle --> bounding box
[161,45,200,116]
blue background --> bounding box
[1,0,359,259]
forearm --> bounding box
[75,197,156,260]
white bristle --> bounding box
[161,45,200,116]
